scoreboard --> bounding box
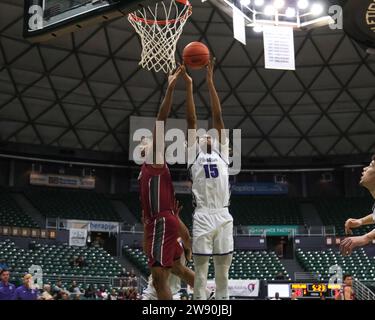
[291,283,341,298]
[24,0,153,42]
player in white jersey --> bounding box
[181,60,233,300]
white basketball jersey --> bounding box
[188,139,230,210]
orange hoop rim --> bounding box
[128,0,192,26]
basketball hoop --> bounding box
[128,0,192,73]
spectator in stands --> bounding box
[52,279,64,298]
[14,274,38,300]
[40,284,53,300]
[275,272,285,280]
[271,292,281,300]
[108,289,118,300]
[61,291,70,300]
[96,286,107,300]
[132,240,140,249]
[0,269,16,300]
[340,156,375,255]
[77,256,87,268]
[84,284,96,299]
[120,267,127,277]
[68,281,81,294]
[0,258,8,271]
[69,256,79,267]
[129,269,138,287]
[128,287,138,300]
[117,287,127,300]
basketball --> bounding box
[183,42,210,69]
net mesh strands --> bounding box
[128,0,192,73]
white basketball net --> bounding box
[128,0,192,73]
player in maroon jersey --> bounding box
[138,66,193,300]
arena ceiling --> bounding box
[0,0,374,160]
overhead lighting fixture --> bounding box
[240,0,251,5]
[297,0,309,10]
[285,7,296,17]
[311,3,324,15]
[273,0,285,9]
[253,25,263,32]
[254,0,264,6]
[264,5,275,15]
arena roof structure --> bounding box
[0,0,374,162]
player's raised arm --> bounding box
[345,213,375,235]
[181,64,197,147]
[152,66,182,164]
[206,57,225,143]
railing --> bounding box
[353,279,375,300]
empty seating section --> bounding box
[123,246,149,275]
[229,196,303,225]
[0,240,122,283]
[123,246,289,280]
[296,248,375,281]
[25,189,120,221]
[314,197,374,235]
[0,193,37,228]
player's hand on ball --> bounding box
[340,235,370,256]
[168,66,182,88]
[345,218,362,235]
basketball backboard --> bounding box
[23,0,155,42]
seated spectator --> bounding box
[132,240,140,249]
[0,269,16,300]
[77,256,87,268]
[0,259,8,271]
[120,268,127,277]
[61,291,70,300]
[14,274,38,300]
[108,289,118,300]
[84,284,96,299]
[69,256,78,267]
[74,294,81,300]
[96,286,107,300]
[129,271,138,288]
[117,288,125,300]
[52,279,63,299]
[40,284,53,300]
[68,281,81,294]
[128,287,138,300]
[275,272,285,280]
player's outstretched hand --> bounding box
[206,56,216,83]
[168,65,182,88]
[180,63,193,86]
[344,218,362,235]
[339,235,370,256]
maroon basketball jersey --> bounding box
[138,163,175,222]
